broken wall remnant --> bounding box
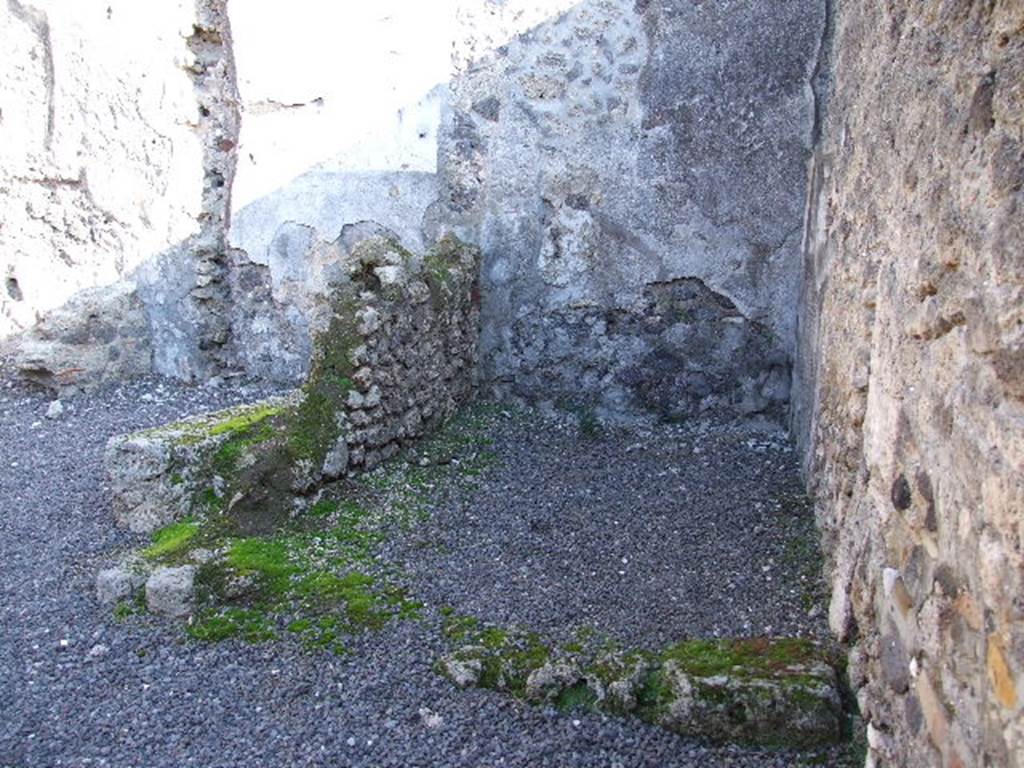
[132,0,242,382]
[3,0,244,387]
[14,281,152,392]
[793,1,1024,766]
[439,627,845,750]
[107,229,480,534]
[221,1,454,383]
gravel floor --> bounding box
[0,370,838,768]
[401,408,828,650]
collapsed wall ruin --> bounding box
[107,228,479,535]
[2,1,1022,766]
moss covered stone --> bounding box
[106,231,480,540]
[142,518,200,561]
[437,618,846,750]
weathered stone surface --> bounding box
[658,658,841,748]
[6,0,824,425]
[439,654,484,689]
[438,623,845,749]
[439,0,826,422]
[106,230,480,535]
[525,661,582,703]
[0,0,205,342]
[105,393,299,533]
[2,0,245,383]
[12,281,151,393]
[793,2,1024,766]
[95,562,147,605]
[145,565,197,618]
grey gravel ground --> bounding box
[400,408,829,650]
[0,369,839,768]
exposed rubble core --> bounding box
[180,0,240,374]
[107,229,480,534]
[13,281,152,393]
[496,277,790,423]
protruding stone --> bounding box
[321,436,350,480]
[525,661,581,702]
[145,566,196,618]
[440,654,483,688]
[987,635,1018,710]
[96,564,147,605]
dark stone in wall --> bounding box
[502,277,790,423]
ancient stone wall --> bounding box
[0,0,205,341]
[108,230,480,534]
[220,1,453,382]
[2,0,244,387]
[438,0,826,422]
[793,2,1023,766]
[5,0,827,426]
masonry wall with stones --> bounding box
[3,0,243,387]
[436,0,826,423]
[792,2,1024,766]
[4,0,827,426]
[107,229,480,535]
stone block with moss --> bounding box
[106,393,299,532]
[438,619,846,749]
[105,228,480,535]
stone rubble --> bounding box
[95,561,147,605]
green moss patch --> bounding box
[142,519,200,561]
[180,403,507,652]
[660,637,822,679]
[359,402,504,529]
[774,492,829,611]
[124,401,508,660]
[168,400,286,447]
[187,607,277,643]
[556,682,600,712]
[287,302,360,467]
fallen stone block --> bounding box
[95,560,148,605]
[146,565,197,618]
[14,281,152,394]
[105,392,300,533]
